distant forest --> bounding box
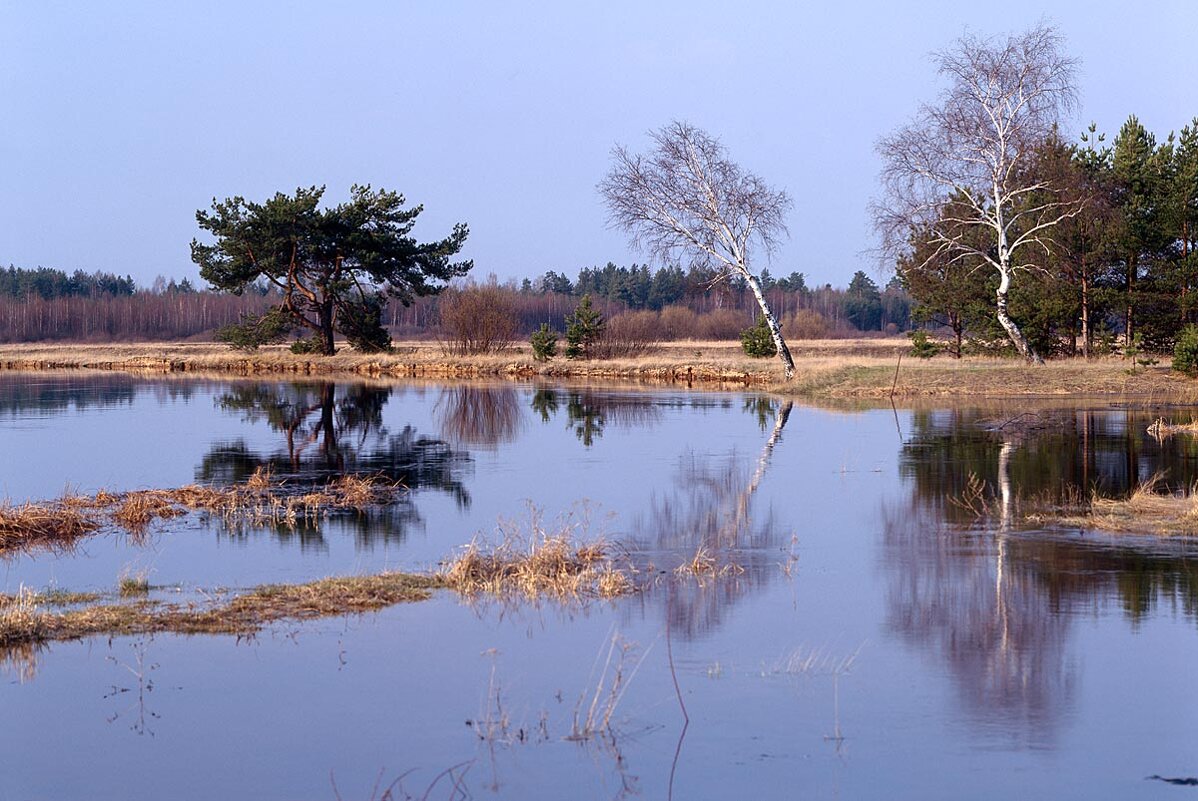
[0,262,911,343]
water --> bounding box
[1,372,1195,799]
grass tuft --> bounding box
[442,533,636,600]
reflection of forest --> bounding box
[888,408,1198,741]
[900,408,1198,525]
[198,382,471,550]
[627,400,794,640]
[0,373,200,417]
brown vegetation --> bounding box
[2,471,407,554]
[438,284,521,355]
[0,503,97,551]
[4,340,1198,401]
[0,572,443,649]
[1039,475,1198,536]
[442,534,636,600]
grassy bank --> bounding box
[1,339,1196,399]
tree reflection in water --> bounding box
[886,406,1198,743]
[435,384,523,448]
[530,388,665,447]
[629,400,794,640]
[0,372,202,417]
[197,382,471,550]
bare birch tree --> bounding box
[875,23,1082,363]
[599,121,796,378]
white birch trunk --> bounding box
[744,272,795,379]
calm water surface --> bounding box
[0,372,1195,800]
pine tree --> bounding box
[564,294,604,360]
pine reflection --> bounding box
[198,381,471,549]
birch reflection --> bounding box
[631,400,793,639]
[881,501,1077,744]
[887,407,1198,742]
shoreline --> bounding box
[0,339,1196,400]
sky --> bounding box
[2,1,1196,290]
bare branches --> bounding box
[599,121,798,378]
[873,22,1081,362]
[599,122,790,277]
[875,23,1079,264]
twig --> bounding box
[889,351,902,398]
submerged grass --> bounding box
[0,572,443,648]
[1,469,407,554]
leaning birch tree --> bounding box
[599,121,796,378]
[875,24,1082,363]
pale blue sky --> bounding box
[2,1,1195,289]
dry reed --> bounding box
[0,503,97,551]
[442,533,635,600]
[0,472,407,554]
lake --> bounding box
[1,372,1195,800]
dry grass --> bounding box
[0,572,443,648]
[4,340,1198,399]
[442,534,636,600]
[1047,474,1198,536]
[673,545,746,581]
[441,509,637,600]
[0,472,407,554]
[0,502,97,551]
[1147,417,1198,439]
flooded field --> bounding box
[1,372,1196,799]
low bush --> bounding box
[658,305,700,340]
[439,284,520,355]
[214,306,294,352]
[740,316,777,358]
[782,308,829,340]
[698,308,747,340]
[908,330,939,358]
[594,311,657,358]
[289,336,325,354]
[1173,325,1198,376]
[530,324,558,361]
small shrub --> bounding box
[659,305,700,340]
[594,311,657,358]
[214,306,295,351]
[439,284,520,355]
[782,309,829,340]
[740,316,777,358]
[565,295,604,360]
[1173,325,1198,376]
[908,330,939,359]
[290,336,325,354]
[530,324,558,361]
[1124,332,1145,374]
